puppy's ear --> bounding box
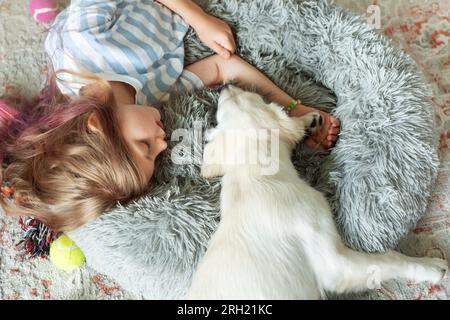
[201,132,226,178]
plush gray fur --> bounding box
[68,0,439,299]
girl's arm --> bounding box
[186,54,340,149]
[156,0,236,58]
[186,54,295,107]
[155,0,204,26]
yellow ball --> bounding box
[49,235,85,272]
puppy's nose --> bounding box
[219,82,241,103]
[220,82,232,91]
[219,82,233,101]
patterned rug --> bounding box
[0,0,449,299]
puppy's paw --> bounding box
[301,112,323,137]
[411,257,448,284]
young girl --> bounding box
[0,0,339,232]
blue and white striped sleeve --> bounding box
[64,0,120,33]
[46,1,144,98]
[47,0,196,105]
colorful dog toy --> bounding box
[1,179,59,258]
[29,0,59,24]
[2,179,86,269]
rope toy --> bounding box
[1,179,85,271]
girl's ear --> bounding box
[87,111,102,133]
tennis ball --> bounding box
[49,235,86,272]
[29,0,59,24]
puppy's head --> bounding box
[201,85,309,178]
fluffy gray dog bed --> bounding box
[68,0,439,299]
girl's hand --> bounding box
[193,13,236,59]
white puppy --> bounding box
[188,85,448,299]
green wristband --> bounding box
[285,100,299,112]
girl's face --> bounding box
[115,104,167,183]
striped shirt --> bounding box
[45,0,204,106]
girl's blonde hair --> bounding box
[0,70,148,232]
